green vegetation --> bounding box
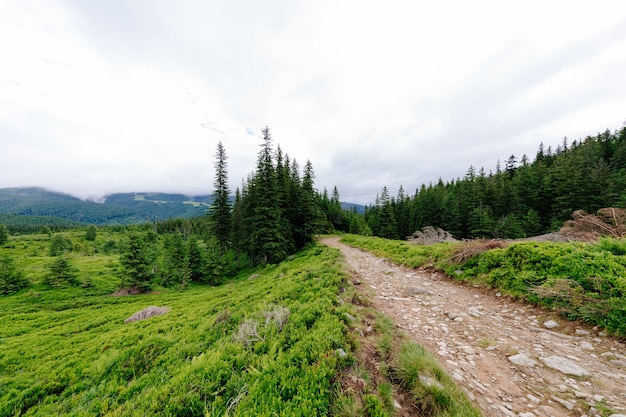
[333,278,481,417]
[0,242,356,416]
[341,234,626,337]
[43,255,79,288]
[0,254,29,294]
[394,342,481,417]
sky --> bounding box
[2,0,626,205]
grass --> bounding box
[341,234,626,338]
[1,230,488,416]
[0,238,355,416]
[332,270,482,417]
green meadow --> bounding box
[0,231,483,416]
[1,234,352,416]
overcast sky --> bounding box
[2,1,626,204]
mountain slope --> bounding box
[0,188,212,225]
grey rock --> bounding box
[336,348,347,358]
[540,356,591,377]
[551,396,575,410]
[580,341,594,351]
[609,360,626,368]
[124,306,171,323]
[608,415,626,417]
[544,320,559,329]
[575,329,590,336]
[508,353,538,367]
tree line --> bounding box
[112,126,365,291]
[365,124,626,240]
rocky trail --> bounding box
[320,237,626,417]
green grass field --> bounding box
[0,240,353,416]
[1,231,484,416]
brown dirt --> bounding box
[320,237,626,417]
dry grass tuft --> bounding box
[451,240,507,263]
[124,306,171,323]
[559,208,626,241]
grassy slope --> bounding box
[340,234,626,338]
[1,231,483,417]
[0,242,352,416]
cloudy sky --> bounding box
[2,1,626,204]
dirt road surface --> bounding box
[320,237,626,417]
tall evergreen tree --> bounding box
[249,126,288,264]
[0,224,9,246]
[300,160,320,244]
[119,232,155,291]
[376,186,398,239]
[211,141,232,253]
[0,255,29,294]
[160,232,190,287]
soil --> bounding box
[320,237,626,417]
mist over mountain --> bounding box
[0,187,365,227]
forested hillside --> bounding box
[365,125,626,240]
[0,188,213,230]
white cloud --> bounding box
[1,0,626,204]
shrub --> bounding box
[0,224,8,246]
[85,226,97,241]
[49,234,73,256]
[0,255,29,294]
[43,256,79,288]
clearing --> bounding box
[320,237,626,417]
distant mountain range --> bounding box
[0,187,213,226]
[0,187,365,227]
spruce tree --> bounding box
[0,255,29,294]
[300,160,319,244]
[44,256,79,288]
[160,232,190,287]
[377,186,398,239]
[119,232,155,291]
[250,126,287,264]
[0,224,8,246]
[211,141,232,253]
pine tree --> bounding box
[249,126,287,264]
[376,186,398,239]
[0,255,29,294]
[0,224,8,246]
[44,256,79,288]
[85,225,97,242]
[300,160,320,243]
[211,141,232,253]
[160,232,190,287]
[187,238,205,283]
[119,232,155,291]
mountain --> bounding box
[0,187,214,226]
[0,187,366,228]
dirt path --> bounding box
[320,237,626,417]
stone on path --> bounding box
[543,320,559,329]
[540,356,591,377]
[610,360,626,368]
[508,353,538,367]
[579,341,594,351]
